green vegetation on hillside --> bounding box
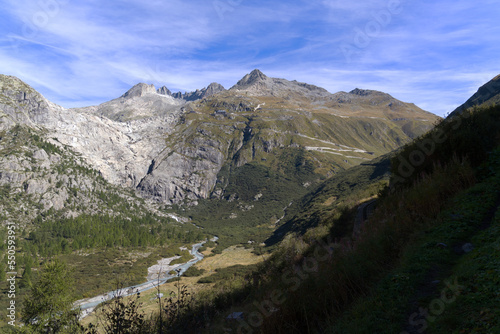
[197,264,259,284]
[143,104,500,333]
[330,157,500,333]
[188,148,322,251]
[27,212,202,257]
[392,105,500,188]
[20,260,81,334]
[268,153,391,243]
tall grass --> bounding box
[392,105,500,189]
[256,157,476,333]
[253,105,500,332]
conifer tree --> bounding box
[22,259,81,333]
[19,261,32,289]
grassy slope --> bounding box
[181,93,437,252]
[329,157,500,333]
[185,104,500,333]
[267,153,392,244]
[295,105,500,333]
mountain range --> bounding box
[0,69,439,214]
[2,69,500,332]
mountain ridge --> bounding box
[451,74,500,115]
[1,71,439,207]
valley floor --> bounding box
[79,245,268,329]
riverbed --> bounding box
[74,237,217,318]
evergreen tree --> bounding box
[0,260,5,281]
[22,259,82,333]
[19,261,32,289]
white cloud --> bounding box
[0,0,499,116]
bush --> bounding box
[182,266,205,277]
[197,264,257,284]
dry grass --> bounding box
[197,246,268,274]
[321,196,337,206]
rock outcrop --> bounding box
[162,82,226,101]
[230,69,331,100]
[122,83,158,98]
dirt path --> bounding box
[353,199,377,237]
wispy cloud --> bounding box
[0,0,499,115]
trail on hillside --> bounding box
[401,198,500,334]
[353,199,377,237]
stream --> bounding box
[75,236,218,318]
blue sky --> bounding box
[0,0,499,116]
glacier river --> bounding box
[75,237,217,318]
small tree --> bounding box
[85,285,148,334]
[19,261,32,289]
[22,259,81,333]
[0,260,6,281]
[163,269,193,332]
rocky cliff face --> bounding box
[0,74,52,131]
[122,83,158,98]
[0,71,441,207]
[0,123,149,226]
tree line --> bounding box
[26,213,204,258]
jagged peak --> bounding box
[204,82,225,95]
[248,69,267,80]
[233,69,269,89]
[122,83,157,99]
[157,86,172,96]
[207,82,225,90]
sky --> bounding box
[0,0,499,117]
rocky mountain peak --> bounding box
[247,69,267,81]
[206,82,225,95]
[229,70,332,100]
[157,86,172,96]
[122,83,157,99]
[233,69,269,89]
[154,82,225,101]
[0,74,52,131]
[0,73,440,208]
[0,74,37,97]
[180,82,226,101]
[0,74,20,85]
